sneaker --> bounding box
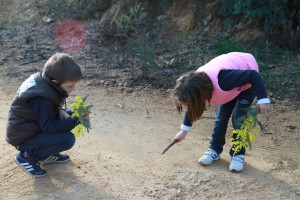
[41,153,70,164]
[15,152,47,178]
[198,148,220,166]
[229,155,245,172]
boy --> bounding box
[6,53,89,177]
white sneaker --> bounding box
[229,155,245,172]
[198,148,220,166]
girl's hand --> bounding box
[257,103,268,113]
[173,130,188,142]
[59,109,70,119]
[84,113,90,120]
[80,113,90,123]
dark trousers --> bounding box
[17,131,75,161]
[209,88,256,156]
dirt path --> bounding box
[0,79,299,200]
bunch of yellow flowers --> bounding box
[230,108,266,155]
[70,95,93,137]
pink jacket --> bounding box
[196,52,259,105]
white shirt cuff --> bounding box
[257,98,271,104]
[181,124,191,131]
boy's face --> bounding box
[59,81,78,94]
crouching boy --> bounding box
[6,53,89,177]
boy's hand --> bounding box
[59,109,70,119]
[173,130,188,142]
[257,103,268,113]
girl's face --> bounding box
[180,101,188,107]
[59,81,78,94]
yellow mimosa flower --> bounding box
[230,108,265,155]
[70,95,93,137]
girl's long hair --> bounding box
[173,71,214,123]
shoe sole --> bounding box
[198,157,220,166]
[229,168,244,173]
[199,161,210,166]
[41,158,70,165]
[229,169,243,173]
[15,158,46,178]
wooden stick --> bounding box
[162,140,179,154]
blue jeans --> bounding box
[209,88,256,156]
[17,131,75,161]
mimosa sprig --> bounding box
[230,107,266,155]
[70,95,93,137]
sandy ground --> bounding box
[0,78,299,200]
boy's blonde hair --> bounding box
[173,71,214,123]
[43,53,82,84]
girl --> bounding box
[172,52,270,172]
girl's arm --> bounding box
[219,70,269,100]
[174,112,193,141]
[181,111,193,131]
[219,70,270,113]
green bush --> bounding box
[47,0,101,19]
[113,4,191,85]
[212,38,244,55]
[131,30,188,83]
[159,0,178,7]
[219,0,300,49]
[113,3,147,39]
